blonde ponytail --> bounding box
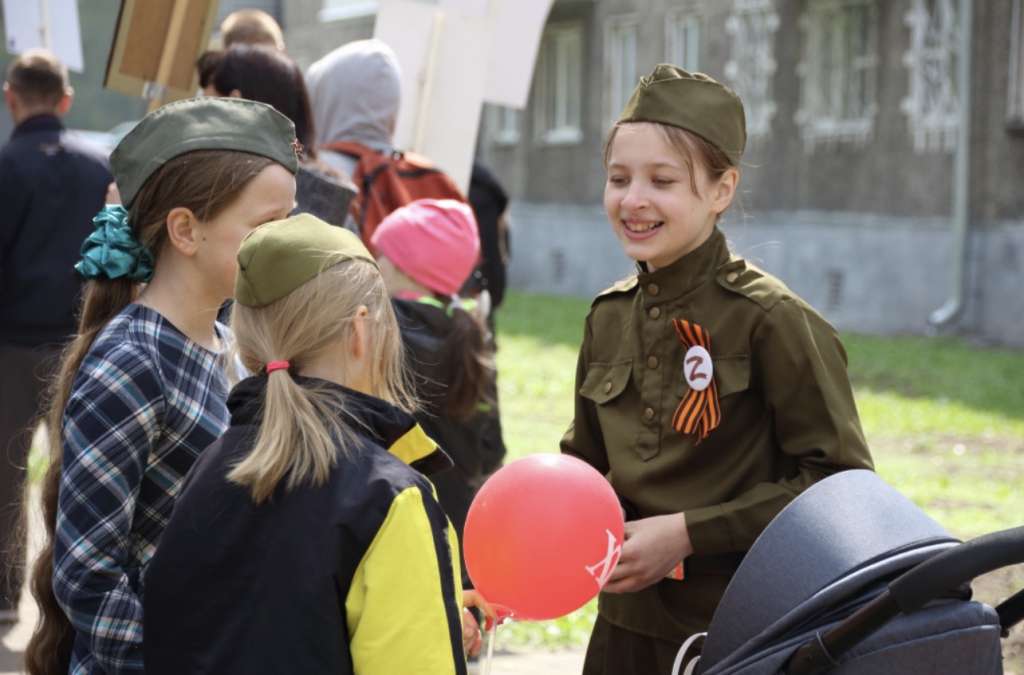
[228,257,415,503]
[227,369,352,503]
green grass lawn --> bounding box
[492,291,1024,652]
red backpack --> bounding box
[324,141,468,253]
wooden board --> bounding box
[104,0,218,105]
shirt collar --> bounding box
[11,113,63,138]
[636,227,730,303]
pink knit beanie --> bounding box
[371,199,480,295]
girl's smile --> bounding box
[621,219,665,238]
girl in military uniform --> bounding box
[560,65,875,674]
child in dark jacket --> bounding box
[144,214,485,674]
[371,199,507,586]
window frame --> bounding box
[1008,0,1024,131]
[901,0,961,152]
[318,0,378,22]
[665,7,702,73]
[795,0,880,150]
[533,21,585,146]
[724,0,781,138]
[487,104,522,146]
[604,13,641,126]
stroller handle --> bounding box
[785,526,1024,675]
[888,525,1024,614]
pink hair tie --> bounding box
[265,360,290,374]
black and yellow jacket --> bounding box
[143,375,467,675]
[392,297,506,585]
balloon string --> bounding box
[481,616,513,675]
[481,625,498,675]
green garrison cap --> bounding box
[111,97,299,209]
[618,64,747,164]
[235,213,377,308]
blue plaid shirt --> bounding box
[53,303,230,674]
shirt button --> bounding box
[649,306,661,319]
[647,356,659,369]
[643,407,655,421]
[726,272,740,284]
[604,381,613,394]
[647,283,660,296]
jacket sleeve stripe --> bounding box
[416,482,469,675]
[345,484,467,675]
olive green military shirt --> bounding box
[560,228,873,641]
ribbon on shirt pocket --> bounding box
[671,319,721,444]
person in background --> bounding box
[306,39,466,248]
[220,8,285,51]
[466,162,512,322]
[371,199,506,589]
[206,44,356,228]
[0,49,111,627]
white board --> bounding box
[479,0,553,108]
[374,0,437,160]
[375,0,552,191]
[1,0,84,72]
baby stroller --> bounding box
[675,470,1023,675]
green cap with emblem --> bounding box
[235,213,377,308]
[111,97,300,209]
[617,64,746,164]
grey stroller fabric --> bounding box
[692,470,1011,675]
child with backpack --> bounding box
[561,65,874,673]
[143,214,479,673]
[24,97,299,675]
[306,39,466,250]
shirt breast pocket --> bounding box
[579,360,633,405]
[713,355,751,399]
[579,360,639,455]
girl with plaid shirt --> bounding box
[24,98,299,675]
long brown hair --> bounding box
[443,301,495,420]
[24,149,275,675]
[228,257,416,503]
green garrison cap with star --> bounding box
[235,213,377,308]
[111,97,299,209]
[618,64,747,164]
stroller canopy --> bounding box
[698,470,958,670]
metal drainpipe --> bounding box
[929,0,973,328]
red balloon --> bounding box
[463,454,625,621]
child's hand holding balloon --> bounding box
[603,513,693,593]
[461,590,497,657]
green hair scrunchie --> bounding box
[75,205,155,283]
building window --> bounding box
[796,0,880,149]
[319,0,378,22]
[1009,0,1024,129]
[725,0,780,138]
[533,22,584,145]
[666,8,701,72]
[901,0,960,152]
[487,104,521,146]
[605,15,640,124]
